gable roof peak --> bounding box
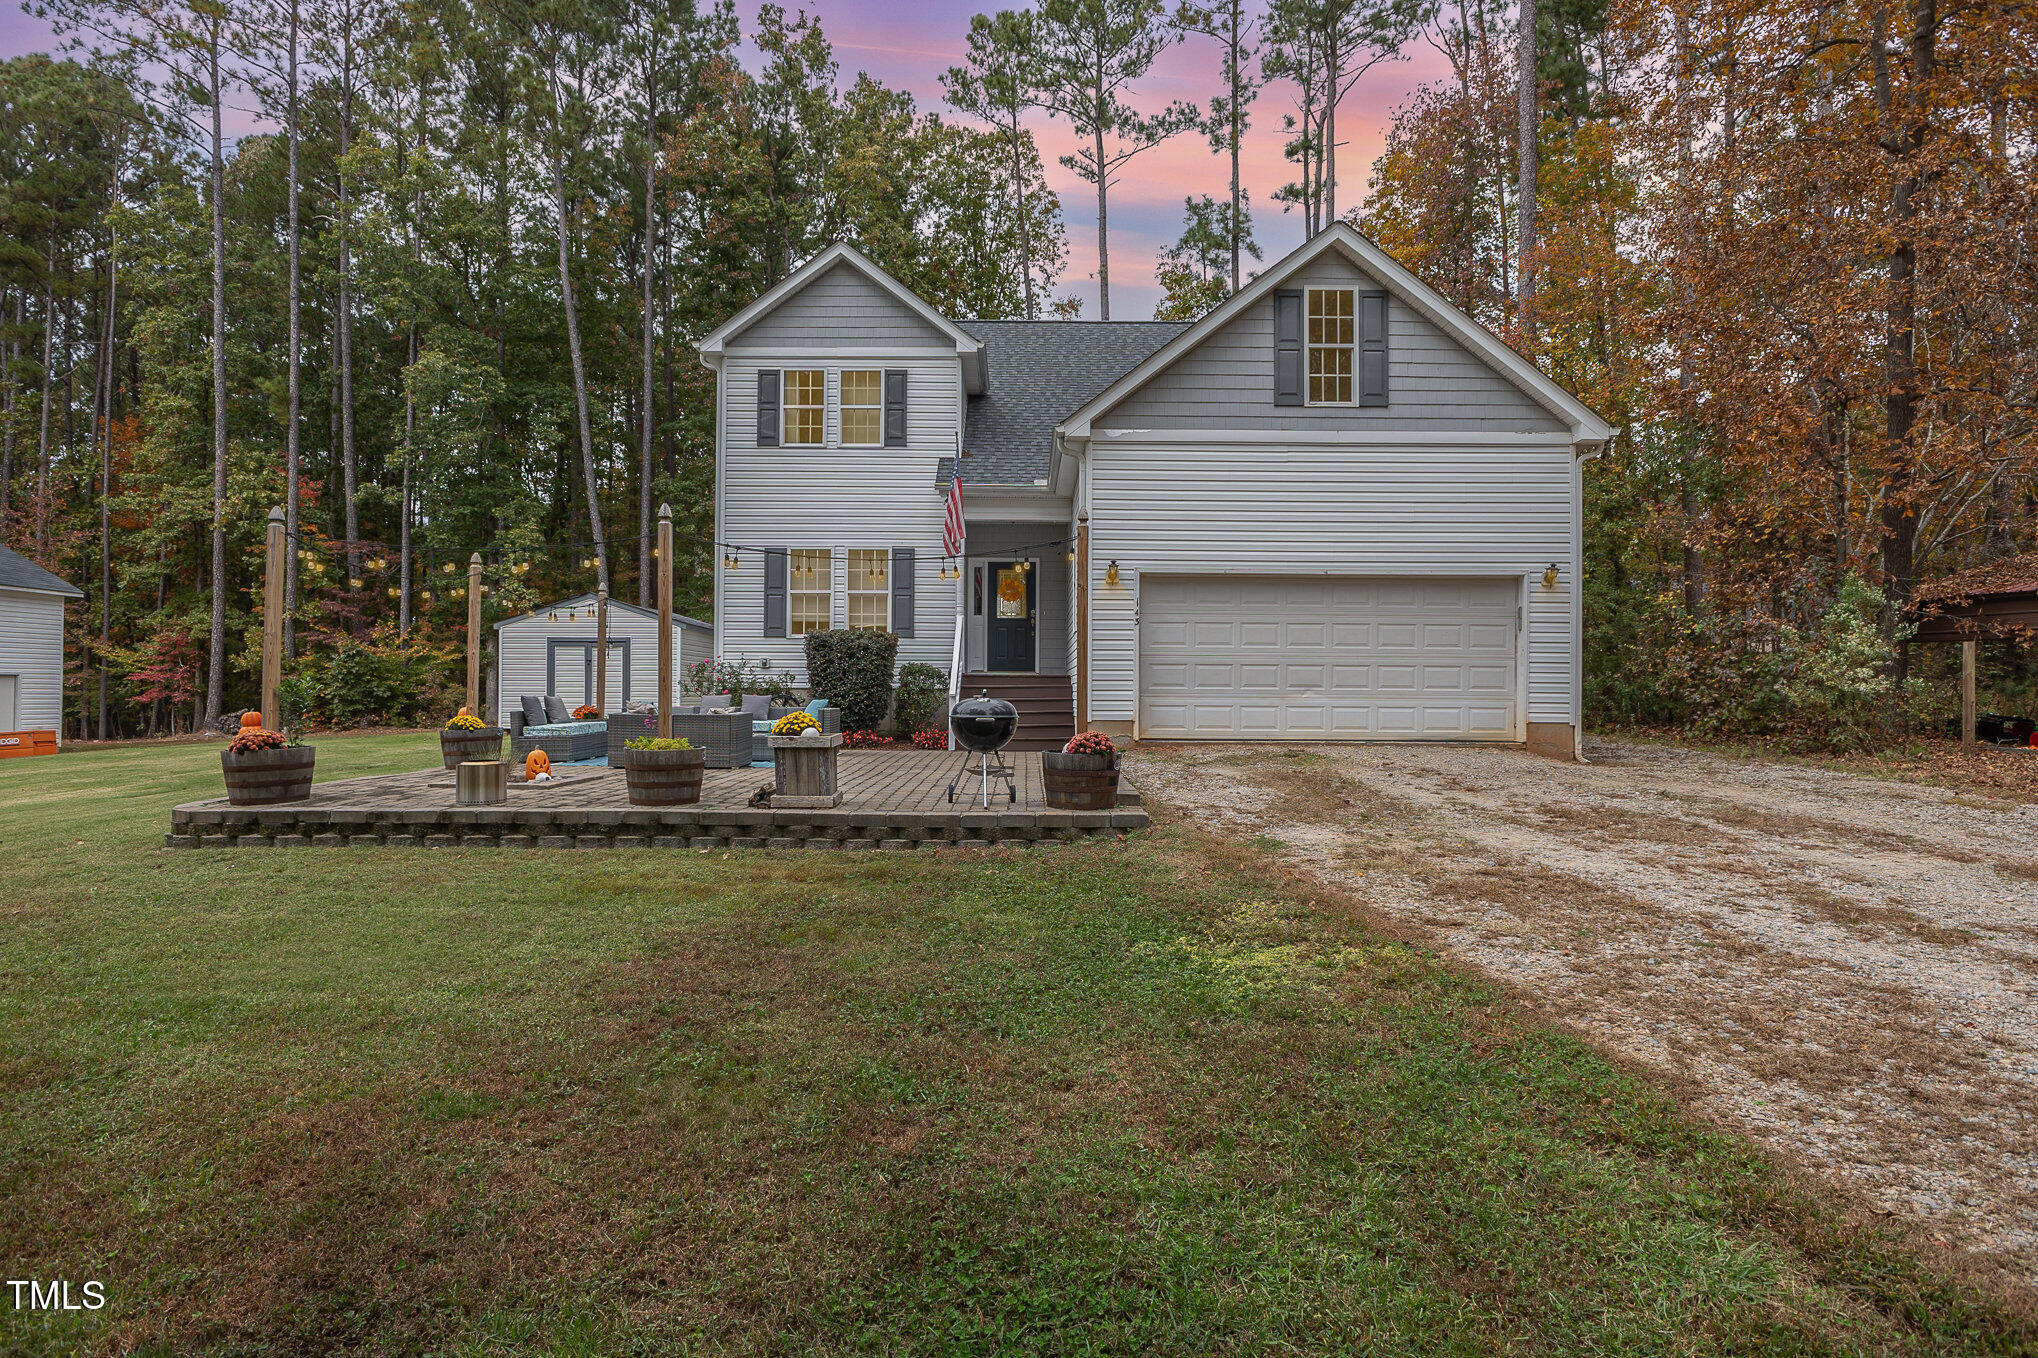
[696,242,986,392]
[1057,221,1612,444]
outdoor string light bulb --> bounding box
[348,576,363,589]
[443,561,456,574]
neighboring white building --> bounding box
[0,543,82,741]
[493,594,713,727]
[697,225,1611,758]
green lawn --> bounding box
[1,734,2031,1356]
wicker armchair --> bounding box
[666,712,756,768]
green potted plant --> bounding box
[440,708,502,769]
[622,735,705,806]
[1042,731,1119,810]
[221,714,316,805]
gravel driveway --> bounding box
[1129,738,2038,1282]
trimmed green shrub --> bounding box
[894,662,948,735]
[804,629,898,732]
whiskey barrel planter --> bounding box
[622,746,706,806]
[221,744,317,806]
[1041,750,1118,810]
[440,727,503,769]
[770,732,843,808]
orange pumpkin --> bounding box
[457,705,471,718]
[240,712,263,729]
[524,749,552,779]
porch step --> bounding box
[960,673,1074,752]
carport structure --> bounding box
[1910,552,2038,749]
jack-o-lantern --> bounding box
[524,749,552,780]
[239,711,264,729]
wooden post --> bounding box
[261,506,285,730]
[1074,513,1090,731]
[596,587,609,715]
[657,503,674,739]
[467,552,483,716]
[1962,638,1977,752]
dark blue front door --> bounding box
[987,561,1035,671]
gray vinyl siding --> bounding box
[726,262,956,350]
[717,351,964,682]
[1085,440,1577,729]
[1096,255,1566,433]
[495,604,713,728]
[961,522,1068,675]
[0,586,68,736]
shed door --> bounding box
[0,674,15,731]
[547,640,628,710]
[1137,575,1519,740]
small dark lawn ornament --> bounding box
[947,693,1018,806]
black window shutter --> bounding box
[757,370,780,447]
[891,547,915,637]
[763,549,788,636]
[1359,290,1389,407]
[1273,289,1304,406]
[883,369,908,447]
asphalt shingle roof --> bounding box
[0,543,82,597]
[945,320,1188,487]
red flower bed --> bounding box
[843,729,893,749]
[911,728,948,750]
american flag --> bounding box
[942,476,965,557]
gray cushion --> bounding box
[520,695,546,727]
[739,693,773,717]
[543,695,571,724]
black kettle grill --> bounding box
[947,692,1019,806]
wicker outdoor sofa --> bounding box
[606,699,841,768]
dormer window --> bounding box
[840,370,883,446]
[783,370,825,445]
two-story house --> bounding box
[695,223,1610,757]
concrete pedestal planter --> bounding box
[770,732,843,808]
[1041,750,1119,810]
[622,746,706,806]
[440,727,503,769]
[222,744,316,805]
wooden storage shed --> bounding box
[0,543,82,754]
[492,594,713,727]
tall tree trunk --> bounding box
[2,291,18,526]
[1515,0,1539,343]
[400,326,414,632]
[554,149,609,594]
[1010,110,1036,317]
[1228,20,1242,292]
[285,0,302,659]
[640,72,657,608]
[35,280,53,553]
[338,43,359,589]
[1877,0,1936,680]
[1094,123,1110,320]
[205,38,228,726]
[99,147,119,740]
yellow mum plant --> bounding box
[772,711,820,736]
[445,713,487,731]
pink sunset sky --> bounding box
[2,0,1456,317]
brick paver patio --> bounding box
[166,750,1149,851]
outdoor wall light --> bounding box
[1542,563,1560,589]
[1106,560,1121,587]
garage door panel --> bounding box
[1140,575,1519,741]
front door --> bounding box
[987,560,1036,671]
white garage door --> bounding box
[1138,575,1520,740]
